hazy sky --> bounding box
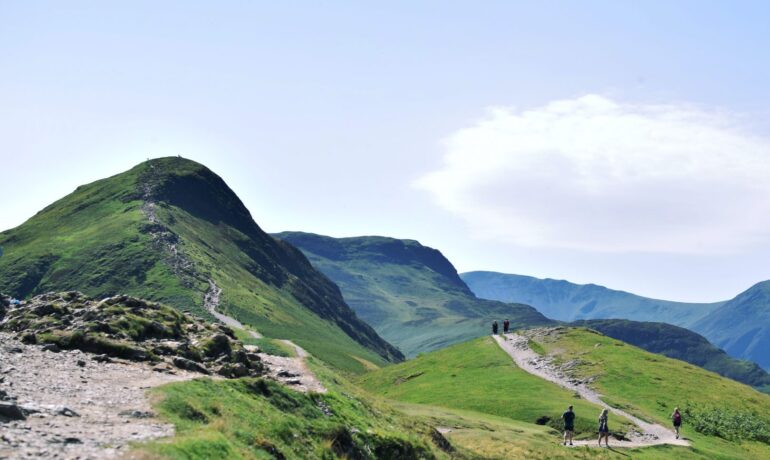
[3,1,770,302]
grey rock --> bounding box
[172,357,210,375]
[41,344,61,353]
[0,402,26,421]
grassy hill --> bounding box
[273,232,554,356]
[572,319,770,392]
[0,157,401,373]
[692,281,770,372]
[461,271,722,326]
[359,329,770,459]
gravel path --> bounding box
[493,333,689,449]
[0,333,199,459]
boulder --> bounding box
[0,402,26,421]
[172,357,211,375]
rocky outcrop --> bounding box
[0,291,263,378]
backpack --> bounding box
[674,412,681,423]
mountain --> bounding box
[0,157,402,372]
[692,281,770,371]
[273,232,555,356]
[571,319,770,392]
[461,271,723,327]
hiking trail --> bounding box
[494,332,689,449]
[203,279,325,393]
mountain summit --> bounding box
[0,157,403,370]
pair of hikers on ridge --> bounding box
[491,319,510,335]
[560,406,684,447]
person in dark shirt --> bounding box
[492,321,499,335]
[561,405,575,446]
[503,319,510,334]
[598,409,610,447]
[672,407,682,439]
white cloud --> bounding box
[416,95,770,253]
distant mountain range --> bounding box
[0,158,402,372]
[274,232,554,357]
[462,271,770,371]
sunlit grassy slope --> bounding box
[360,329,770,459]
[275,232,555,357]
[0,157,401,373]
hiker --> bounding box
[561,405,575,446]
[503,319,510,334]
[672,407,682,439]
[492,320,498,335]
[598,409,610,447]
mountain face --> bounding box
[692,281,770,371]
[0,157,402,371]
[571,319,770,392]
[273,232,554,357]
[461,271,723,327]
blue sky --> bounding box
[3,1,770,301]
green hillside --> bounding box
[0,157,401,373]
[360,329,770,459]
[692,281,770,371]
[274,232,554,356]
[572,319,770,392]
[461,271,722,326]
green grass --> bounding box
[138,359,452,460]
[357,336,635,438]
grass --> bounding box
[138,359,452,460]
[527,327,770,459]
[357,336,635,438]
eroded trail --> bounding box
[203,280,325,393]
[0,333,199,459]
[493,333,689,449]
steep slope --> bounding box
[571,319,770,392]
[0,157,402,372]
[461,271,723,326]
[360,329,770,459]
[692,281,770,371]
[273,232,554,356]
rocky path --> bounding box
[493,333,689,449]
[203,280,324,393]
[203,279,262,339]
[0,332,199,459]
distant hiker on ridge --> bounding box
[503,318,510,334]
[672,407,682,439]
[561,405,575,446]
[598,409,610,447]
[492,320,498,335]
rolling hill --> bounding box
[273,232,555,356]
[359,328,770,459]
[0,157,402,372]
[571,319,770,392]
[461,271,722,326]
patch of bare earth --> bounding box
[0,332,198,459]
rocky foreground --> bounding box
[0,292,267,459]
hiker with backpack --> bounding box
[492,320,498,335]
[598,408,610,447]
[672,407,682,439]
[503,319,510,334]
[561,405,575,446]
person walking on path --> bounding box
[561,405,575,446]
[671,407,682,439]
[598,409,610,447]
[492,321,499,335]
[503,319,510,334]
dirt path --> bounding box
[258,340,327,393]
[203,279,262,339]
[493,333,689,449]
[0,333,199,459]
[203,280,324,393]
